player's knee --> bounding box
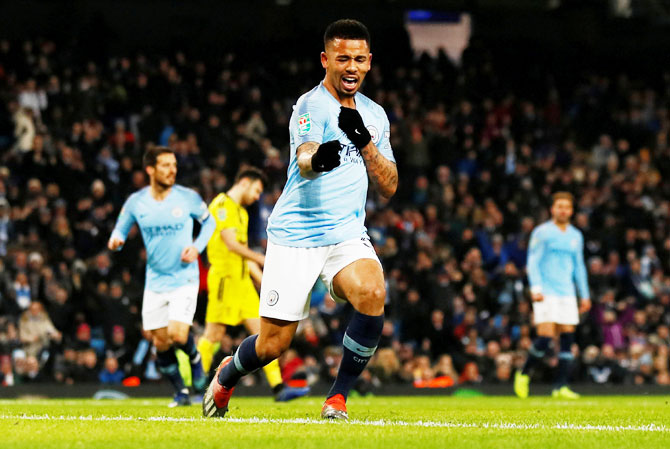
[256,336,289,361]
[370,284,386,303]
[353,282,386,314]
[153,336,171,351]
[170,332,188,346]
[205,328,223,343]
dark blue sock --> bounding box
[217,334,267,388]
[327,312,384,400]
[555,333,575,387]
[522,336,551,375]
[157,349,186,393]
[176,334,200,364]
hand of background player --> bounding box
[311,140,341,172]
[338,106,371,149]
[579,298,592,314]
[181,245,199,263]
[531,292,544,302]
[107,236,125,251]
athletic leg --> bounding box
[198,322,225,373]
[152,327,189,406]
[203,317,298,417]
[523,322,555,374]
[323,258,385,419]
[554,324,579,398]
[244,317,310,401]
[243,318,283,391]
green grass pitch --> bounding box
[2,396,669,449]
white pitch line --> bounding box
[1,414,668,433]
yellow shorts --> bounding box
[206,268,260,326]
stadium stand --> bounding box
[1,27,669,391]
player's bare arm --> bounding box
[180,245,199,263]
[359,141,398,199]
[247,260,263,286]
[220,228,265,266]
[107,236,125,251]
[297,141,341,178]
[338,106,397,198]
[297,142,321,178]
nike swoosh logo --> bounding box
[355,129,361,135]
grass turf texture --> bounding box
[2,396,669,449]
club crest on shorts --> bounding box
[297,113,311,136]
[266,290,279,306]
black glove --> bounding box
[311,140,341,172]
[338,106,371,149]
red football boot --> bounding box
[202,356,235,418]
[321,394,348,420]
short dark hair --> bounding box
[552,191,574,205]
[324,19,370,49]
[143,146,174,168]
[235,167,268,189]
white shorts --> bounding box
[259,238,381,321]
[142,282,199,330]
[532,295,579,325]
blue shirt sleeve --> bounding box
[188,189,210,224]
[187,189,216,253]
[378,113,396,163]
[293,95,329,147]
[526,227,545,292]
[573,231,589,299]
[110,195,137,247]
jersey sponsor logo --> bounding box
[367,125,379,144]
[266,290,279,306]
[142,223,185,237]
[340,143,365,165]
[172,207,183,218]
[297,113,311,136]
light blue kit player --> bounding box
[515,191,591,400]
[204,19,398,421]
[108,146,215,407]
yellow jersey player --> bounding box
[197,168,309,401]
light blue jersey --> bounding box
[111,185,216,292]
[527,221,589,298]
[267,81,395,247]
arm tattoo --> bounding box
[360,143,398,199]
[296,141,398,196]
[297,142,320,179]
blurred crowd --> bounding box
[1,36,670,391]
